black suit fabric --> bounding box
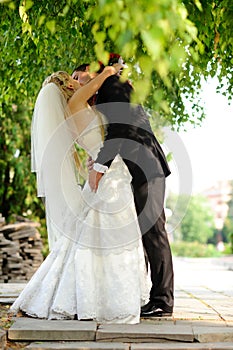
[95,76,171,188]
[95,75,174,312]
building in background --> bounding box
[201,180,232,250]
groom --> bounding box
[72,54,174,317]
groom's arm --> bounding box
[95,75,132,167]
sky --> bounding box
[163,77,233,195]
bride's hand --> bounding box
[103,63,123,76]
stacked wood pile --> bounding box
[0,215,43,283]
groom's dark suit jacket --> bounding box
[95,75,171,189]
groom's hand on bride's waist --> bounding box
[88,169,103,192]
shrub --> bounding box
[170,241,222,258]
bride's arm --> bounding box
[68,65,121,113]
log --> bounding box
[0,217,44,282]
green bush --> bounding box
[170,241,222,258]
[223,243,233,255]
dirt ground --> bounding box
[0,304,29,349]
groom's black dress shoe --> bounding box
[140,301,172,318]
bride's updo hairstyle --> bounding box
[42,71,74,102]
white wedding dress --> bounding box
[10,85,150,324]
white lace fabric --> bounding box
[11,236,150,322]
[10,89,150,323]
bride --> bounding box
[10,65,149,324]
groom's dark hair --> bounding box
[72,63,89,75]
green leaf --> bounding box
[46,20,56,34]
[19,5,27,22]
[38,15,46,27]
[62,4,70,16]
[25,0,34,11]
[141,30,162,60]
[8,1,16,10]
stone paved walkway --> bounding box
[1,257,233,349]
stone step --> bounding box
[8,318,97,341]
[8,318,233,344]
[0,297,17,304]
[26,342,129,349]
[96,323,194,342]
[25,341,233,350]
[9,318,195,342]
[96,323,233,343]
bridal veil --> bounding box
[31,83,82,249]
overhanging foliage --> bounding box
[1,0,233,220]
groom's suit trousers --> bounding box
[133,176,174,312]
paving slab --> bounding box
[193,326,233,343]
[96,323,194,343]
[0,282,26,296]
[140,319,174,325]
[223,316,233,322]
[131,342,233,349]
[176,315,222,321]
[26,341,129,349]
[24,341,233,350]
[8,318,97,341]
[0,297,17,304]
[175,320,227,327]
